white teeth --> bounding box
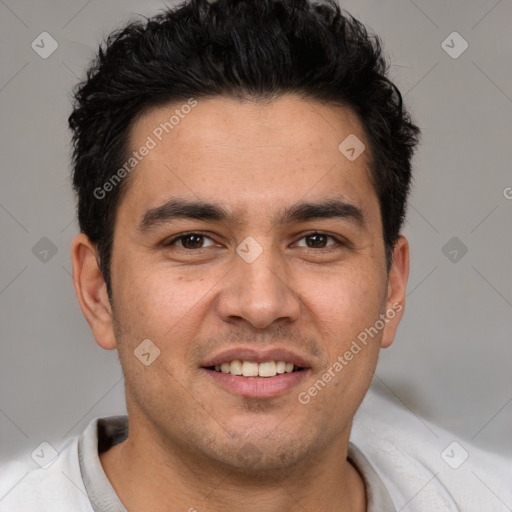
[211,360,301,377]
[242,361,259,377]
[258,361,276,377]
[230,359,243,375]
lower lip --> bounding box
[202,368,310,398]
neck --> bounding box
[100,418,366,512]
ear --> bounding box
[71,233,116,350]
[381,235,409,349]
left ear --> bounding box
[381,235,409,348]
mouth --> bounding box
[200,349,311,398]
[205,360,304,377]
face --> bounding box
[74,94,408,474]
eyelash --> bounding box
[164,231,346,250]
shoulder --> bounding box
[351,386,512,511]
[0,431,93,512]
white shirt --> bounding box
[1,386,510,511]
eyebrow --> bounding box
[137,197,366,232]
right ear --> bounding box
[71,233,116,350]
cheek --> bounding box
[299,263,386,342]
[294,268,384,424]
[296,261,386,404]
[113,259,218,349]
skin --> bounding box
[72,95,409,512]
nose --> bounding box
[216,243,301,330]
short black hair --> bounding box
[68,0,420,298]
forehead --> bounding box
[119,95,379,228]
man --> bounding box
[0,0,509,510]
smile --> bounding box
[208,360,303,377]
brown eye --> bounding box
[305,233,328,248]
[295,232,339,249]
[180,234,205,249]
[166,232,216,249]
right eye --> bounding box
[164,232,218,250]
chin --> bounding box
[202,426,318,474]
[223,444,310,475]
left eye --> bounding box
[166,233,217,249]
[295,233,338,249]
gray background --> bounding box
[1,0,511,465]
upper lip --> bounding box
[201,347,312,368]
